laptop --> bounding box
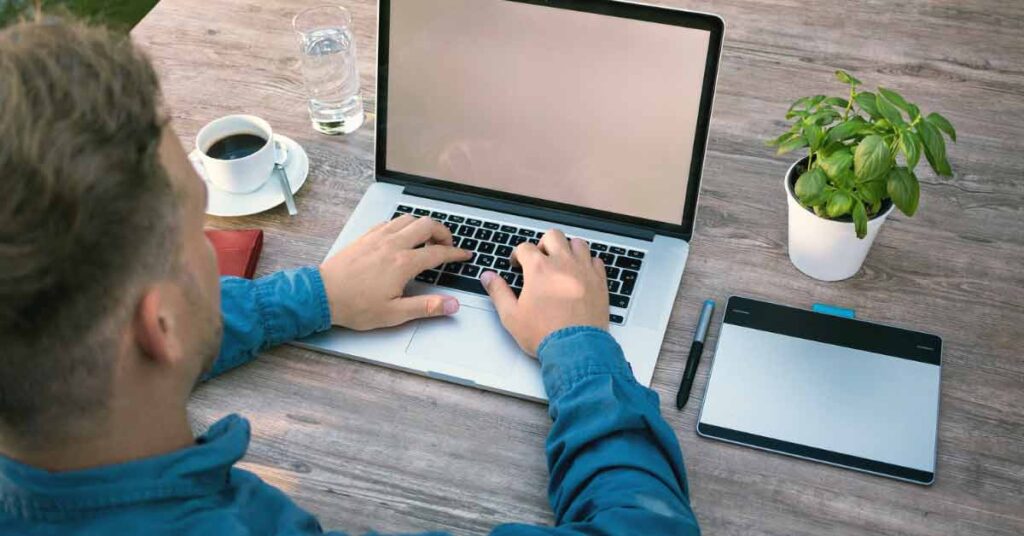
[296,0,724,402]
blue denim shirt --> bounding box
[0,267,700,535]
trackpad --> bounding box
[406,304,538,383]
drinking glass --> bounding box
[292,5,364,135]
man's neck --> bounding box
[0,403,194,472]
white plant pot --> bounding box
[785,159,894,282]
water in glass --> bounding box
[294,7,364,135]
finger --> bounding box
[480,271,517,321]
[383,213,418,233]
[387,294,460,325]
[407,244,473,273]
[510,242,543,269]
[592,255,607,278]
[569,237,590,259]
[393,216,453,248]
[538,229,571,257]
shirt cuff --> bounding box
[536,326,634,401]
[252,266,331,346]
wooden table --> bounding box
[132,1,1024,534]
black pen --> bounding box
[676,299,715,410]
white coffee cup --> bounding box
[195,115,276,194]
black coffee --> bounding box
[205,133,267,160]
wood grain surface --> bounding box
[132,1,1024,534]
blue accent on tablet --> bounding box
[812,303,856,319]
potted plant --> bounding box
[767,70,957,281]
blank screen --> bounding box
[385,0,711,224]
[700,324,941,473]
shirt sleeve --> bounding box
[492,326,700,535]
[204,266,332,380]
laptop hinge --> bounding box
[402,183,657,241]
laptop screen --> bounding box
[383,0,715,226]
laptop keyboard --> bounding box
[391,204,645,325]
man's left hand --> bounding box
[319,215,472,330]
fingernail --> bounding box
[480,271,496,287]
[442,297,459,315]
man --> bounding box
[0,19,700,535]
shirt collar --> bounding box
[0,414,250,517]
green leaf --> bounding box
[857,178,887,205]
[808,95,827,108]
[823,96,850,108]
[899,129,920,169]
[766,131,795,147]
[776,134,809,155]
[916,120,953,176]
[827,117,870,143]
[785,109,809,120]
[795,168,828,205]
[878,87,913,114]
[787,96,814,113]
[855,91,879,118]
[926,112,957,142]
[852,199,868,238]
[853,135,892,181]
[835,70,862,86]
[803,123,825,150]
[826,191,854,218]
[810,108,841,125]
[813,204,828,218]
[887,167,920,216]
[906,102,921,121]
[875,92,905,126]
[819,148,854,180]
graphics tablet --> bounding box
[697,296,943,485]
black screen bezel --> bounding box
[375,0,724,240]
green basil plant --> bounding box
[768,70,957,238]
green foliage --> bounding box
[0,0,157,30]
[767,70,957,238]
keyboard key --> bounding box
[451,236,462,248]
[620,269,638,283]
[615,256,642,270]
[448,215,465,223]
[496,245,514,258]
[536,232,545,240]
[443,263,462,273]
[431,211,447,220]
[494,258,511,270]
[620,279,635,296]
[518,229,535,237]
[528,238,539,245]
[443,222,458,232]
[589,250,599,257]
[397,205,413,213]
[605,266,620,279]
[456,226,475,237]
[607,280,621,293]
[500,225,518,233]
[437,272,485,295]
[609,294,630,308]
[514,274,525,287]
[477,242,496,254]
[500,272,516,285]
[461,264,480,277]
[610,246,626,255]
[492,232,510,244]
[483,222,500,230]
[413,208,431,216]
[466,218,483,227]
[391,211,403,220]
[510,264,523,274]
[474,228,493,241]
[461,238,479,250]
[598,252,615,264]
[415,270,439,283]
[609,314,624,324]
[509,236,528,246]
[590,243,608,252]
[628,250,645,259]
[475,254,495,267]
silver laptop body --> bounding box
[297,0,725,402]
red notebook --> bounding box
[205,229,263,279]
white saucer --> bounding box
[189,133,309,217]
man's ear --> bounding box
[134,286,182,365]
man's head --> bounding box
[0,19,221,446]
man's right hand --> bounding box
[481,229,609,356]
